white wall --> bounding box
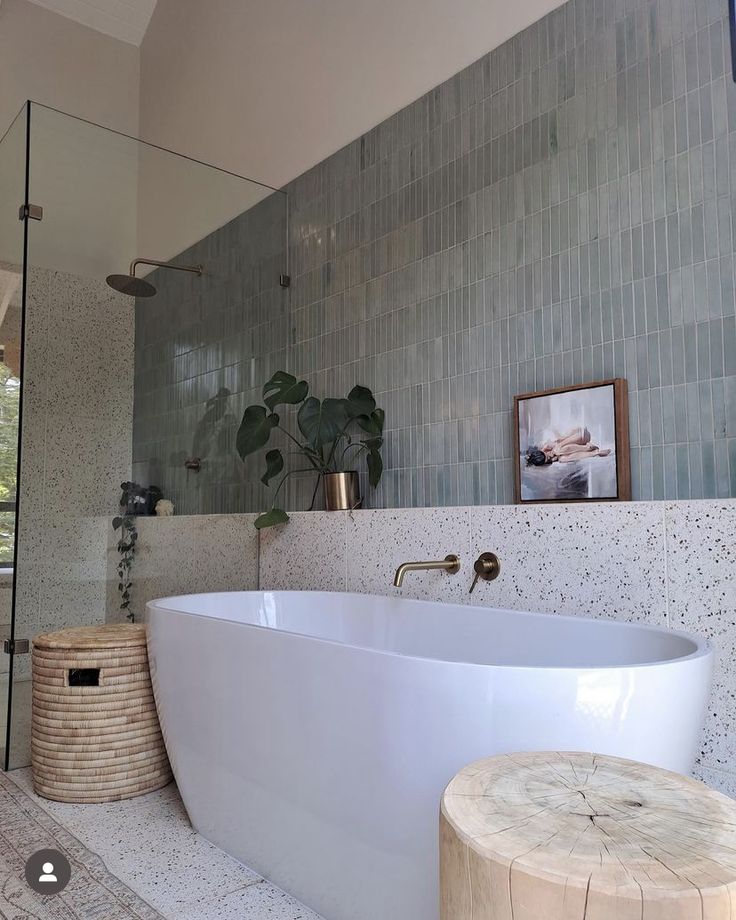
[0,0,140,138]
[25,105,140,280]
[135,138,276,276]
[0,0,269,282]
[0,0,141,278]
[139,0,567,187]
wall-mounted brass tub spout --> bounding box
[393,555,460,588]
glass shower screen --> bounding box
[3,101,287,769]
[0,104,28,771]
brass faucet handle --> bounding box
[469,552,501,594]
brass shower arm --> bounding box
[129,259,203,277]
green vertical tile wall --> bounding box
[134,0,736,513]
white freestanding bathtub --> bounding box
[146,591,712,920]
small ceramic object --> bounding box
[155,499,175,517]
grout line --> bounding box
[661,501,671,630]
[343,511,348,591]
[465,505,473,605]
[698,763,736,781]
[256,522,262,591]
[173,878,266,919]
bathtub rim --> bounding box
[146,590,713,673]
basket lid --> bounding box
[33,624,147,651]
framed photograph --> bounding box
[513,379,630,504]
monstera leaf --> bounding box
[366,447,383,488]
[254,508,289,529]
[263,371,309,411]
[358,407,385,436]
[345,385,376,418]
[261,449,284,486]
[236,406,279,459]
[297,397,349,448]
[237,375,385,530]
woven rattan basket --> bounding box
[31,624,172,803]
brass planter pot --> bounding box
[323,472,362,511]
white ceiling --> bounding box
[26,0,157,45]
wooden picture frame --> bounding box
[513,378,630,504]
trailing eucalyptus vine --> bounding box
[237,371,385,529]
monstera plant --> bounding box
[236,371,385,529]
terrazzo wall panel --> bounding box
[13,267,134,678]
[135,0,736,514]
[105,513,260,624]
[115,497,734,792]
[258,498,736,795]
[666,500,736,793]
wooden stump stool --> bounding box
[32,624,172,803]
[441,751,736,920]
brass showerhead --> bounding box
[106,258,203,298]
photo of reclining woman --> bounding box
[514,380,630,503]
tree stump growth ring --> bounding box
[441,751,736,920]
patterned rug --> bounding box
[0,771,164,919]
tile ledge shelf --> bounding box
[114,496,736,522]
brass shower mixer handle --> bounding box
[469,552,501,594]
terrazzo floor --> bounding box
[0,674,6,767]
[4,678,32,768]
[8,768,324,920]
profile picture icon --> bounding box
[39,861,57,883]
[24,848,71,895]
